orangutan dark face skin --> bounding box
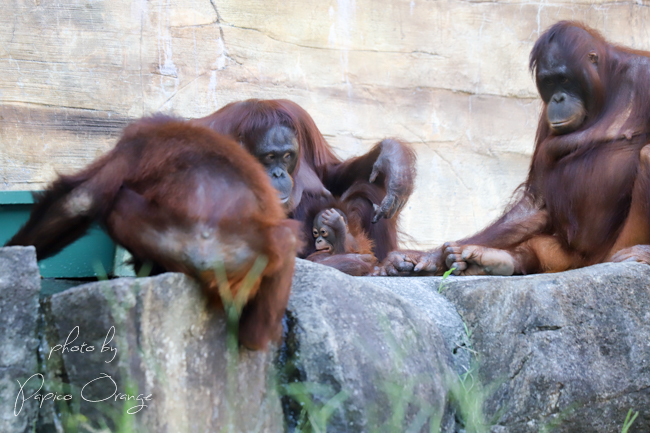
[252,125,299,205]
[313,222,335,253]
[312,208,347,255]
[535,42,593,135]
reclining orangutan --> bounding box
[379,21,650,276]
[192,99,416,264]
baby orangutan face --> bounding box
[312,208,347,254]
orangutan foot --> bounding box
[609,245,650,265]
[444,244,516,276]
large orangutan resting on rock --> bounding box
[378,21,650,276]
[192,99,416,264]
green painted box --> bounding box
[0,191,116,278]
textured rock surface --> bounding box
[0,247,40,433]
[284,259,458,432]
[42,273,283,433]
[441,262,650,433]
[2,248,650,432]
[3,1,650,249]
[362,275,471,375]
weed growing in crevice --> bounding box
[438,267,456,293]
[281,382,349,433]
[621,409,638,433]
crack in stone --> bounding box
[591,383,650,406]
[207,0,242,67]
[156,72,210,111]
[208,0,225,41]
[536,325,562,332]
[219,22,446,58]
[520,324,563,335]
[431,148,473,192]
[509,351,531,380]
[496,383,650,428]
[151,70,178,78]
[275,309,307,430]
[0,58,72,66]
[459,0,648,6]
[173,20,219,30]
[1,101,119,114]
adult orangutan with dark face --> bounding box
[379,21,650,276]
[193,99,416,263]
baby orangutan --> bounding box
[306,208,376,276]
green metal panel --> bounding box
[0,190,36,204]
[0,191,116,278]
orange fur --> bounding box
[7,115,300,349]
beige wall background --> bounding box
[1,0,649,250]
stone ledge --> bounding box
[0,246,40,433]
[1,247,649,432]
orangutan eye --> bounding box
[559,76,569,84]
[313,229,318,238]
[320,229,328,237]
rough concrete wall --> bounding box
[1,0,649,249]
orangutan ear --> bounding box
[588,51,599,65]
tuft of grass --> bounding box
[446,363,493,433]
[536,403,578,433]
[214,256,271,433]
[136,261,153,278]
[93,261,109,281]
[74,380,139,433]
[281,382,349,433]
[621,409,638,433]
[214,255,268,355]
[438,267,456,293]
[446,315,496,433]
[45,379,142,433]
[366,376,443,433]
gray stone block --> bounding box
[364,275,471,376]
[43,272,283,433]
[282,259,458,432]
[441,262,650,432]
[0,246,41,433]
